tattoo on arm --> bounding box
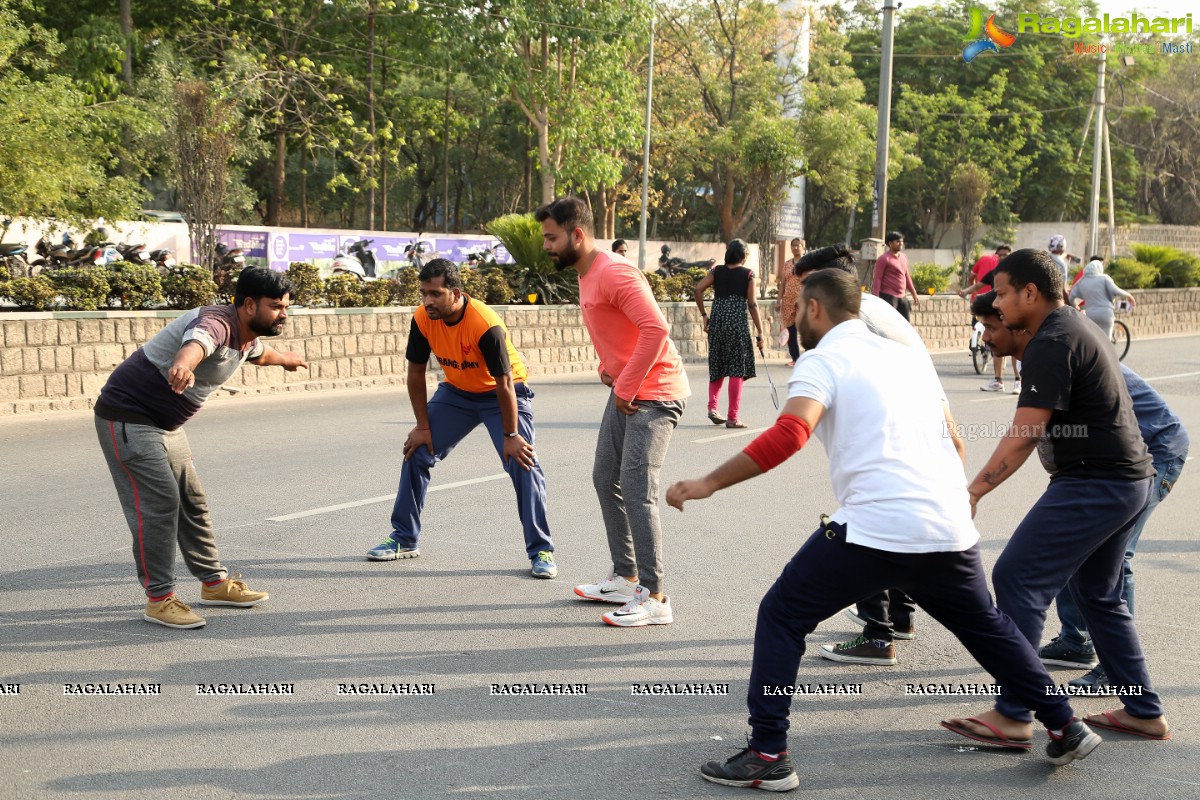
[980,460,1010,486]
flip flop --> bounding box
[1084,711,1172,741]
[940,717,1033,750]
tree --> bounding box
[0,0,144,223]
[655,0,804,241]
[173,80,238,267]
[950,162,991,281]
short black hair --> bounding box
[611,239,627,251]
[534,196,593,235]
[725,238,747,264]
[419,258,462,290]
[885,231,904,243]
[971,290,999,319]
[1087,254,1104,263]
[801,268,861,321]
[996,244,1012,253]
[992,248,1064,301]
[235,267,295,305]
[794,244,855,277]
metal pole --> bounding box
[1087,53,1106,257]
[871,0,898,239]
[637,16,656,272]
[1103,113,1117,258]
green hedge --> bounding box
[910,262,954,294]
[164,265,217,308]
[49,268,110,310]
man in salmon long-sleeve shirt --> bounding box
[872,231,920,320]
[536,197,691,627]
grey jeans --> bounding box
[592,393,685,595]
[94,416,226,598]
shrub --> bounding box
[215,266,242,304]
[49,268,110,310]
[910,262,954,294]
[1156,256,1200,288]
[664,271,703,301]
[1107,258,1158,289]
[2,276,57,310]
[459,266,487,300]
[323,274,364,307]
[644,271,667,301]
[106,261,165,309]
[358,280,392,307]
[390,268,420,306]
[1129,243,1179,269]
[486,213,578,304]
[286,262,322,305]
[163,265,217,309]
[483,270,512,304]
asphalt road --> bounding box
[1,333,1198,800]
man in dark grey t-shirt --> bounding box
[94,268,307,630]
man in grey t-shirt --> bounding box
[94,268,307,629]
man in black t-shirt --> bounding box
[944,248,1170,746]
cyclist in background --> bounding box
[959,244,1017,393]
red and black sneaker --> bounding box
[700,746,800,792]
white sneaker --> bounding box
[602,586,673,627]
[574,571,638,604]
[1011,380,1022,395]
[980,379,1005,392]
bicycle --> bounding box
[1111,300,1132,361]
[969,319,991,374]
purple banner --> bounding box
[287,233,342,262]
[216,229,269,258]
[262,231,516,271]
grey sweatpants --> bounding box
[592,393,685,595]
[94,416,227,599]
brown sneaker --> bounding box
[818,634,897,665]
[144,595,206,629]
[199,573,269,607]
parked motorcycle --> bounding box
[657,244,715,278]
[0,219,33,278]
[149,248,176,273]
[463,244,500,269]
[403,239,437,271]
[117,242,152,264]
[332,239,378,280]
[212,242,246,291]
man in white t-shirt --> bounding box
[667,268,1100,791]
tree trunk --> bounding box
[366,3,376,230]
[268,126,286,226]
[299,135,309,228]
[380,40,389,230]
[443,63,451,233]
[536,109,554,204]
[119,0,133,89]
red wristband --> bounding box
[743,414,811,472]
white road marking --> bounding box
[692,427,766,443]
[267,473,509,521]
[1143,370,1200,382]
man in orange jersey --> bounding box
[366,259,557,578]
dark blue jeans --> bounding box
[747,520,1073,754]
[389,382,553,559]
[993,475,1164,722]
[1054,455,1186,647]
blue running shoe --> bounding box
[366,537,419,561]
[531,550,557,579]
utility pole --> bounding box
[1086,52,1107,257]
[871,0,898,239]
[637,15,656,272]
[1103,106,1117,257]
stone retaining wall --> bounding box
[3,288,1199,416]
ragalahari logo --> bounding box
[963,8,1017,62]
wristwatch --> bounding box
[505,432,519,438]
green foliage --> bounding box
[460,267,511,305]
[644,272,666,302]
[1159,259,1200,289]
[48,268,110,310]
[106,262,165,309]
[910,263,954,294]
[663,271,702,302]
[358,280,392,308]
[1131,244,1185,269]
[286,262,323,306]
[389,269,420,306]
[163,265,218,309]
[486,213,579,305]
[1106,259,1159,290]
[1,276,56,310]
[322,274,363,308]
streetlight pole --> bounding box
[871,0,898,239]
[1087,51,1107,257]
[637,15,656,272]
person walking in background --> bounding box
[611,239,628,257]
[872,231,920,320]
[959,244,1019,392]
[1047,234,1074,302]
[695,239,763,429]
[94,268,308,629]
[1070,259,1135,339]
[537,197,689,628]
[774,238,805,366]
[366,259,558,579]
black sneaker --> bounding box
[843,607,916,640]
[1046,720,1102,765]
[818,634,897,665]
[700,747,800,792]
[1038,636,1098,668]
[1067,665,1109,691]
